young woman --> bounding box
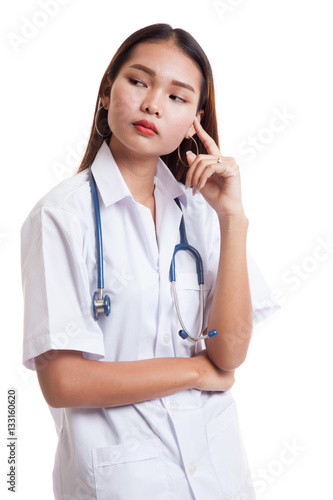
[21,23,278,500]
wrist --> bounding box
[217,212,249,231]
[188,356,201,389]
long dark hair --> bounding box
[77,23,220,184]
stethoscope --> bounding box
[89,167,218,343]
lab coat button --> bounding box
[163,333,171,345]
[188,463,197,476]
[169,399,179,410]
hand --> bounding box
[185,117,245,216]
[192,350,235,392]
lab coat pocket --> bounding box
[206,402,250,498]
[92,437,170,499]
[174,272,212,343]
[176,271,212,292]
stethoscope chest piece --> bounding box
[93,289,111,321]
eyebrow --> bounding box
[129,64,196,93]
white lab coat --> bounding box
[21,140,279,500]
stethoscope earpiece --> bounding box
[178,329,218,342]
[178,330,188,340]
[207,330,218,338]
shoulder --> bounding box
[22,169,91,226]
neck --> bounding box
[108,136,158,204]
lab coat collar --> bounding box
[91,140,187,208]
[154,157,187,209]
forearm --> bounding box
[205,213,253,371]
[36,350,198,409]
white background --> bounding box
[1,0,332,498]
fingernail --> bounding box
[186,150,192,155]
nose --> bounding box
[141,89,163,116]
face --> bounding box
[101,40,203,160]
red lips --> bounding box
[133,120,158,134]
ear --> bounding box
[185,110,204,139]
[100,77,112,110]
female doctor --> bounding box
[21,23,277,500]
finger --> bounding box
[195,162,229,194]
[186,153,212,189]
[193,117,221,156]
[185,150,196,168]
[191,160,219,194]
[195,164,220,193]
[185,152,219,188]
[184,151,197,189]
[195,155,240,192]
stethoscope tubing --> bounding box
[171,280,205,343]
[89,167,217,341]
[89,168,111,320]
[89,169,104,289]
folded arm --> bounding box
[35,349,235,409]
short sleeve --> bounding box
[246,252,281,325]
[21,207,105,370]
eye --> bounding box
[129,78,146,87]
[170,95,187,103]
